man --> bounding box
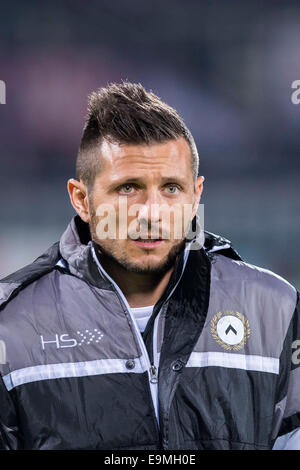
[0,82,299,450]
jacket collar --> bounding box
[0,214,239,311]
[59,215,193,292]
[59,215,110,289]
[59,214,241,291]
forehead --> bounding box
[98,137,192,178]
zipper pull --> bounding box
[150,365,158,384]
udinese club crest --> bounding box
[210,310,250,351]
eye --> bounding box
[118,184,136,195]
[165,184,180,194]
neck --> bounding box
[96,253,175,308]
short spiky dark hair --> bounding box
[76,82,199,190]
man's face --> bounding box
[87,137,203,274]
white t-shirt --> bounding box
[131,305,154,333]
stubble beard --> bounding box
[89,205,186,276]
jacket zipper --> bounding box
[150,364,158,384]
[107,280,160,424]
[150,310,161,426]
[91,247,160,426]
[91,244,191,435]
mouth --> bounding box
[132,238,164,249]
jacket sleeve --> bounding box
[0,374,23,450]
[272,290,300,447]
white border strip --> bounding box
[186,351,279,374]
[204,243,231,253]
[3,351,280,392]
[3,357,147,391]
[56,258,68,269]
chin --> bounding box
[125,255,173,275]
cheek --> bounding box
[162,201,194,238]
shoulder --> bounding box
[0,269,70,337]
[210,252,298,312]
[0,262,77,375]
[0,241,62,325]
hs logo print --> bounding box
[40,329,104,350]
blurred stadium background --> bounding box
[0,0,299,287]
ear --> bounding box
[191,175,205,219]
[67,179,91,223]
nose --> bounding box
[137,189,161,228]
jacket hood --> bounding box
[59,215,242,269]
[0,215,242,310]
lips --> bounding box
[137,240,160,242]
[137,237,162,242]
[133,238,164,249]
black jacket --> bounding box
[0,215,299,450]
